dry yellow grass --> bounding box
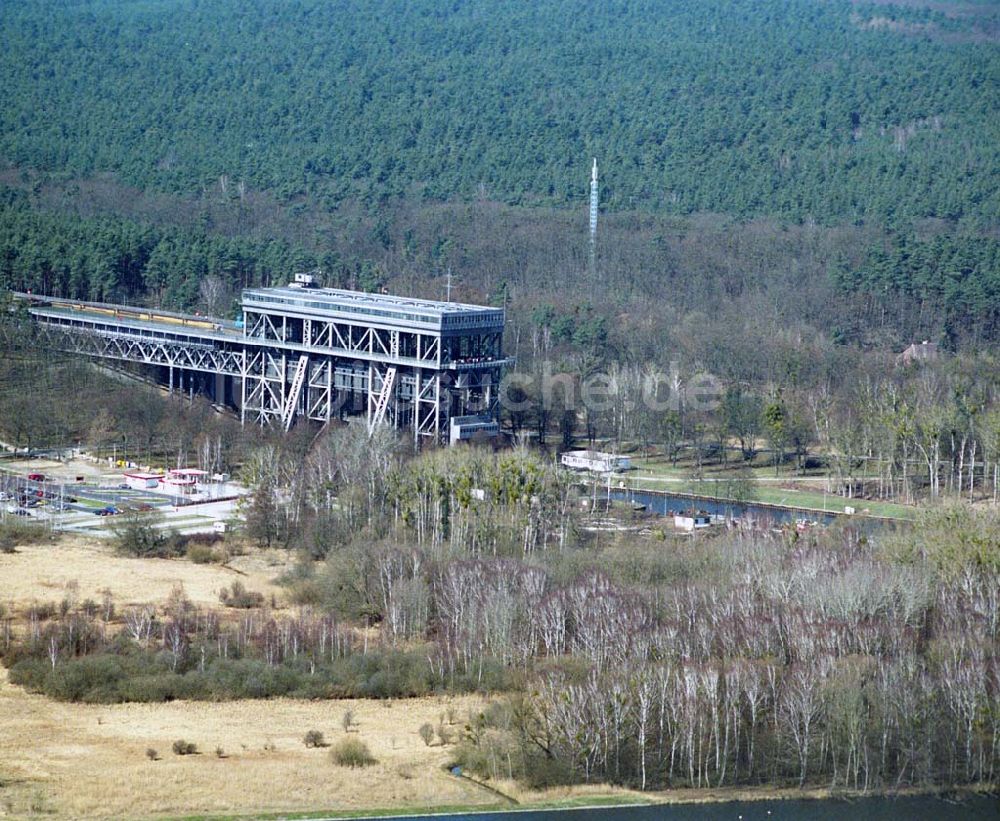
[0,536,292,612]
[0,668,503,819]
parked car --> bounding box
[27,473,45,481]
[94,506,120,516]
[9,508,31,517]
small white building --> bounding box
[674,511,712,531]
[449,415,499,445]
[161,468,208,496]
[122,471,162,490]
[560,450,631,473]
[161,475,196,494]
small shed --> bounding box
[122,471,162,490]
[674,510,712,532]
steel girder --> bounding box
[245,309,441,367]
[241,349,286,425]
[32,323,243,375]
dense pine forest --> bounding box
[2,0,998,220]
[0,0,997,362]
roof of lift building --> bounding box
[241,286,505,330]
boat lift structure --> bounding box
[19,277,511,443]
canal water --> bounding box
[611,488,845,527]
[383,793,998,820]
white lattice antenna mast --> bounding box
[588,158,599,271]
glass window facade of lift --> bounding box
[243,293,440,325]
[243,292,502,329]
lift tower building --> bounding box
[22,280,511,443]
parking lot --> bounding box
[0,458,245,538]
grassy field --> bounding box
[168,793,656,821]
[0,668,486,819]
[0,666,647,819]
[0,537,291,610]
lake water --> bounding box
[385,793,998,820]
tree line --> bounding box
[835,234,1000,346]
[0,189,368,310]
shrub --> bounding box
[286,578,324,606]
[187,532,223,546]
[44,654,127,702]
[186,543,216,564]
[164,530,189,557]
[145,748,158,761]
[7,658,51,692]
[521,751,574,790]
[330,737,376,768]
[215,747,225,758]
[219,581,265,609]
[3,636,448,704]
[29,602,58,621]
[437,723,453,745]
[119,674,184,703]
[304,730,326,748]
[28,790,49,814]
[172,739,197,756]
[341,708,355,733]
[0,518,50,552]
[418,722,435,746]
[453,736,572,790]
[113,512,178,558]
